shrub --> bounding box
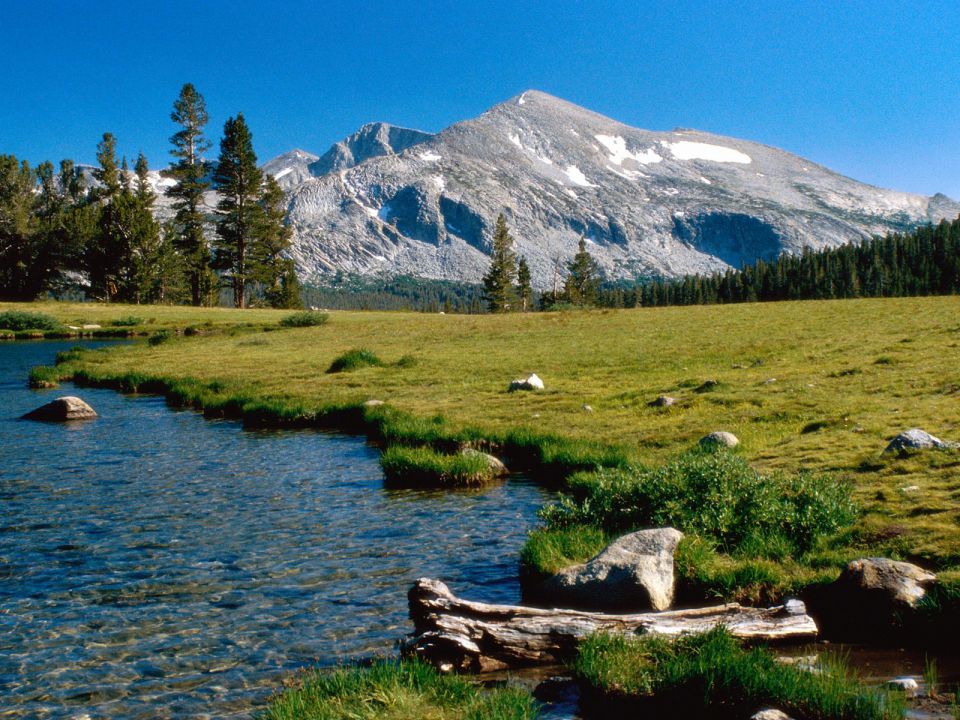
[539,449,856,556]
[110,315,144,327]
[279,310,329,328]
[259,658,539,720]
[380,445,496,487]
[148,330,173,346]
[328,348,382,373]
[575,628,904,720]
[0,311,62,332]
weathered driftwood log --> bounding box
[404,578,818,673]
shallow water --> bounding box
[0,341,552,719]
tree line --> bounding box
[593,217,960,308]
[0,83,300,308]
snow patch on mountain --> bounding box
[665,141,752,164]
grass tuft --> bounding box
[259,658,539,720]
[28,365,63,388]
[380,445,498,487]
[328,348,382,373]
[0,310,63,332]
[280,310,330,328]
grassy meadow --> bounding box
[6,296,960,585]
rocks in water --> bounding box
[883,428,957,455]
[649,395,677,407]
[509,373,544,392]
[699,431,739,449]
[460,448,508,476]
[805,557,936,640]
[752,710,795,720]
[22,396,97,422]
[541,528,684,611]
[885,677,919,694]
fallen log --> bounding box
[404,578,818,673]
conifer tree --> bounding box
[0,155,41,299]
[563,236,601,306]
[87,133,130,300]
[482,213,517,312]
[167,83,214,306]
[517,255,533,311]
[212,113,264,308]
[252,175,301,308]
[129,152,162,302]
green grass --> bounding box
[574,628,906,720]
[7,296,960,588]
[328,348,383,373]
[28,365,63,388]
[260,658,539,720]
[380,445,498,487]
[280,310,330,328]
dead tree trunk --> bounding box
[404,578,818,672]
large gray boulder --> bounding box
[542,528,684,611]
[884,428,957,455]
[22,396,97,422]
[699,431,739,449]
[805,558,936,640]
[460,448,508,476]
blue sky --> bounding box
[2,0,958,197]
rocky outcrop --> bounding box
[509,373,544,392]
[884,428,957,455]
[699,431,739,449]
[460,448,508,476]
[540,528,684,611]
[22,396,97,422]
[805,558,936,640]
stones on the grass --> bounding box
[694,379,719,393]
[22,396,97,422]
[805,557,937,640]
[699,431,739,449]
[752,710,796,720]
[541,527,684,611]
[509,373,544,392]
[582,404,593,413]
[883,428,957,455]
[460,448,508,476]
[649,395,677,407]
[363,399,385,408]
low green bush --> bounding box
[279,310,329,328]
[259,658,539,720]
[0,310,62,332]
[110,315,144,327]
[380,445,496,487]
[575,628,904,720]
[539,449,856,557]
[328,348,382,373]
[148,330,173,346]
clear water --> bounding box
[0,341,552,719]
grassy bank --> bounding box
[7,297,960,585]
[260,659,539,720]
[574,628,906,720]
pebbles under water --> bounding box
[0,341,552,718]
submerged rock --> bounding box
[541,527,684,611]
[884,428,957,455]
[509,373,544,392]
[699,431,739,449]
[22,396,97,422]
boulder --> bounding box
[509,373,544,392]
[460,448,508,476]
[541,528,684,611]
[694,379,719,393]
[363,399,385,407]
[885,677,919,694]
[752,711,795,720]
[649,395,677,407]
[22,396,97,422]
[699,431,739,449]
[804,558,936,640]
[884,428,957,455]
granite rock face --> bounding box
[279,90,960,289]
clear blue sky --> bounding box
[2,0,958,197]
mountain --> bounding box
[262,149,320,190]
[276,90,959,289]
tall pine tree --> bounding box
[482,213,517,312]
[517,255,533,311]
[252,175,301,308]
[212,113,264,308]
[167,83,214,306]
[563,236,601,306]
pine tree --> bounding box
[0,155,41,299]
[87,133,131,300]
[212,113,264,308]
[563,236,601,306]
[516,255,533,311]
[129,152,163,302]
[167,83,214,306]
[252,175,301,308]
[482,213,517,312]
